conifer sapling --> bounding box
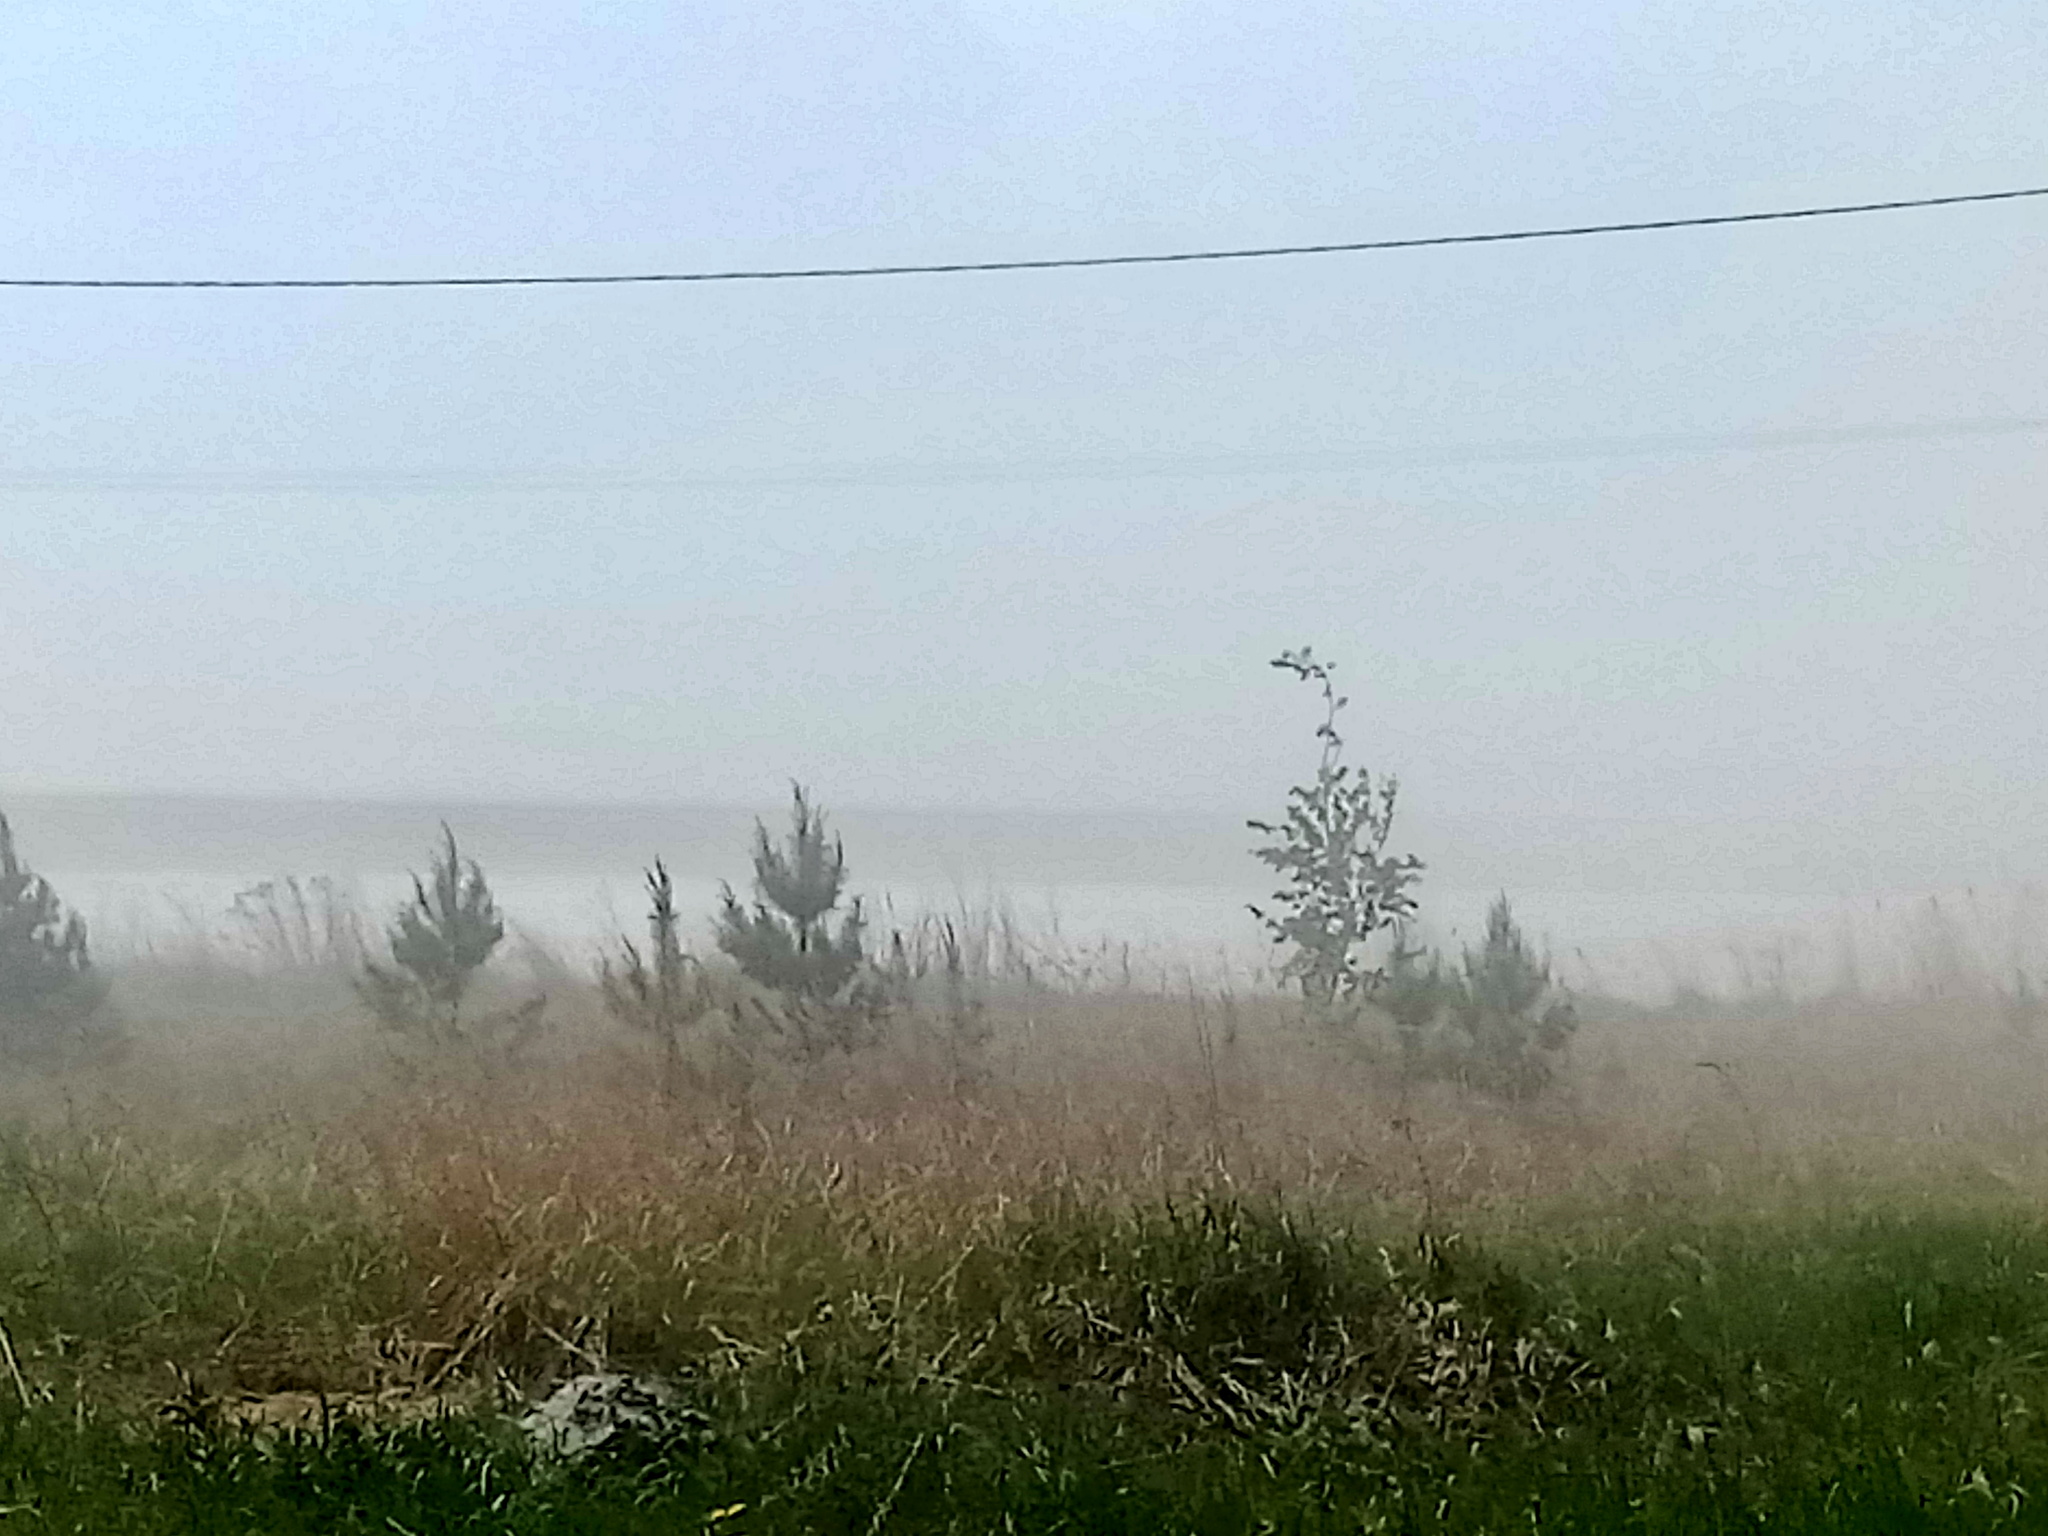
[600,859,709,1101]
[716,783,867,1003]
[357,825,507,1041]
[0,812,109,1050]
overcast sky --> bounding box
[3,0,2045,893]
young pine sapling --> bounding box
[1455,894,1577,1100]
[1383,896,1578,1101]
[600,859,711,1103]
[716,784,867,1001]
[357,825,515,1046]
[0,812,110,1055]
[715,783,875,1058]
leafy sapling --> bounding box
[1249,648,1424,1017]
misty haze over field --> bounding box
[12,12,2048,1526]
[3,1,2045,990]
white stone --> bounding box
[517,1372,684,1459]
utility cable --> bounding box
[4,185,2045,291]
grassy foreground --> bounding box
[3,961,2048,1530]
[2,1196,2047,1532]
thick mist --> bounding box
[5,10,2048,1520]
[3,2,2045,965]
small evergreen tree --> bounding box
[600,860,710,1102]
[716,784,876,1058]
[357,825,509,1044]
[1249,648,1424,1016]
[716,784,867,1001]
[1382,927,1456,1058]
[1382,897,1577,1101]
[1455,894,1577,1100]
[0,812,109,1053]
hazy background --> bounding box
[3,1,2044,989]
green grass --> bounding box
[3,1196,2048,1531]
[8,956,2048,1530]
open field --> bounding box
[0,905,2047,1532]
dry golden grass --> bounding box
[7,906,2048,1529]
[2,931,2044,1423]
[30,971,2048,1293]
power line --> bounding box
[6,185,2046,291]
[4,415,2040,493]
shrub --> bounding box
[0,811,110,1055]
[1248,647,1423,1018]
[356,826,538,1057]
